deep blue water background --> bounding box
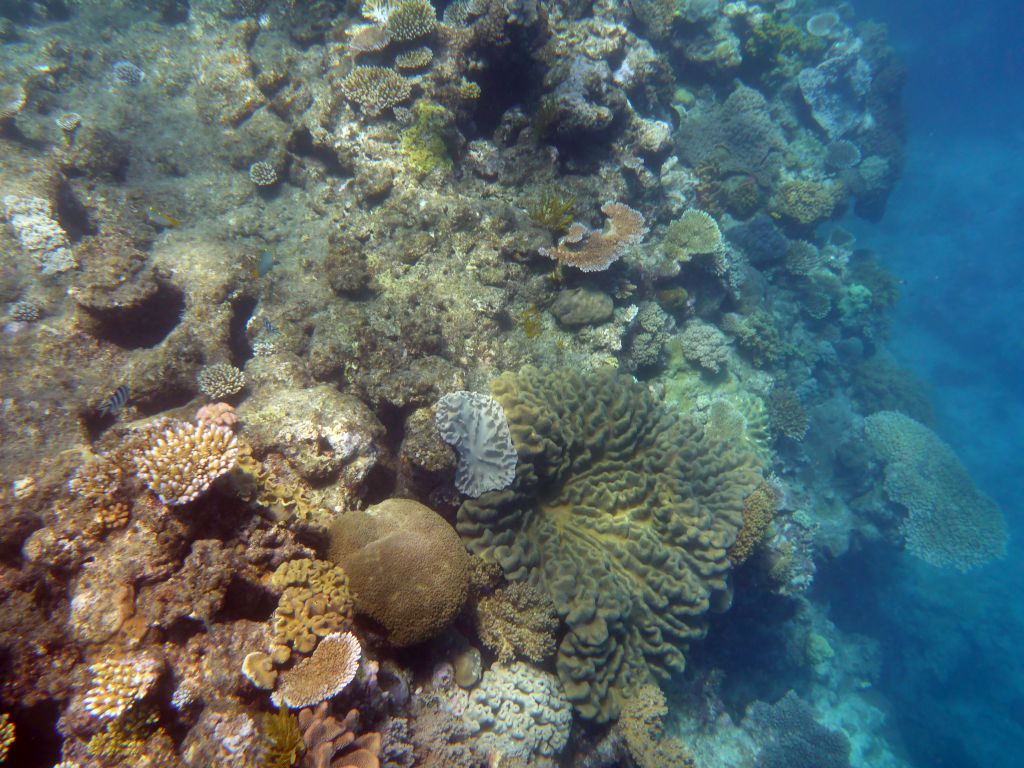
[832,1,1024,765]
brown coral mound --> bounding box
[457,366,762,722]
[328,499,470,647]
[298,702,382,768]
[729,482,779,566]
[539,202,647,272]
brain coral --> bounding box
[464,661,572,763]
[328,498,470,647]
[863,411,1008,571]
[457,366,762,722]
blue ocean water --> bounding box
[833,1,1024,765]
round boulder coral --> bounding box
[328,498,470,647]
[457,367,762,722]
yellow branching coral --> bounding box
[664,208,722,262]
[539,202,647,272]
[83,654,161,720]
[730,481,779,566]
[0,713,13,762]
[475,582,558,664]
[458,366,762,722]
[87,705,159,763]
[341,66,412,116]
[864,411,1008,571]
[272,631,362,709]
[260,708,304,768]
[132,420,238,506]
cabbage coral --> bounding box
[457,366,762,722]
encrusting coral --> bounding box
[730,481,779,566]
[539,202,647,272]
[618,684,697,768]
[270,559,355,660]
[328,499,470,647]
[458,366,762,722]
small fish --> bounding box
[146,207,180,229]
[262,317,280,335]
[256,250,275,278]
[98,385,129,417]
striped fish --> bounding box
[98,385,129,417]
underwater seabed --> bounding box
[0,0,1017,767]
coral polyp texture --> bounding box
[539,202,647,272]
[328,498,470,647]
[864,411,1008,571]
[2,195,76,273]
[272,631,362,709]
[340,66,412,115]
[383,0,437,43]
[435,390,517,497]
[83,654,162,720]
[664,208,723,262]
[463,661,573,763]
[270,558,354,659]
[457,366,762,721]
[132,420,240,505]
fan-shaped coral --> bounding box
[457,366,762,721]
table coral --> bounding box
[273,631,362,709]
[457,366,762,721]
[329,499,470,647]
[864,411,1008,571]
[664,208,723,262]
[539,202,647,273]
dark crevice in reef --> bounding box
[4,700,62,768]
[288,126,349,177]
[471,27,545,138]
[86,280,185,349]
[227,294,259,367]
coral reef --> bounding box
[458,366,762,721]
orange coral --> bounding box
[539,201,647,272]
